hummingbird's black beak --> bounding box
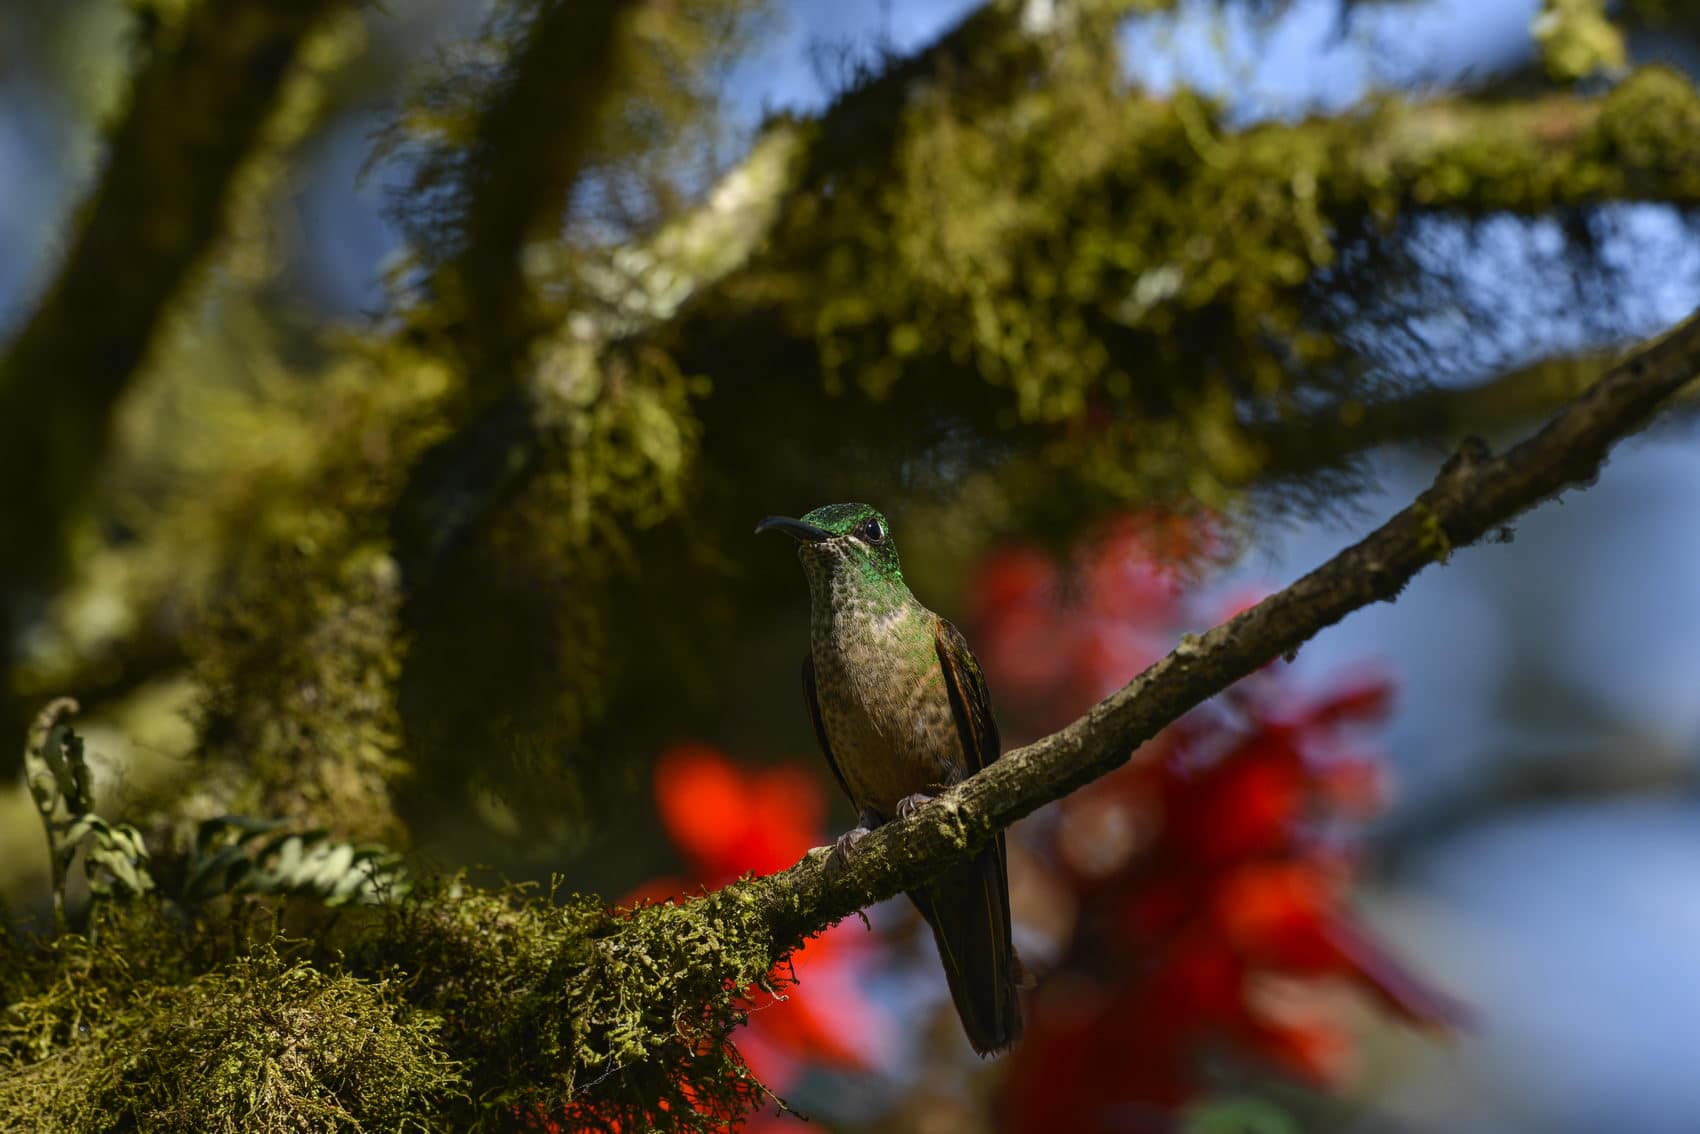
[754,515,832,543]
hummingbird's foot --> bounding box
[894,792,936,821]
[826,808,883,871]
[828,825,871,871]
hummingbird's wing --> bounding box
[933,616,1001,775]
[921,616,1023,1054]
[802,654,854,803]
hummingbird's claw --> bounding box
[895,792,936,821]
[828,825,872,872]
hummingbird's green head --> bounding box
[754,502,903,589]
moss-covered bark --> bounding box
[0,883,784,1131]
[0,0,352,661]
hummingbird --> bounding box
[756,502,1024,1055]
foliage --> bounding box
[180,816,408,906]
[23,699,154,931]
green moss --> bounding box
[756,65,1368,511]
[1,926,456,1133]
[2,877,799,1133]
[360,879,783,1130]
[1534,0,1627,83]
[1590,67,1700,199]
[665,60,1700,542]
[195,537,409,842]
[185,344,455,843]
[1409,502,1453,565]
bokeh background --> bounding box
[3,1,1700,1131]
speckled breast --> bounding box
[809,600,964,819]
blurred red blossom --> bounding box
[652,743,827,885]
[630,744,890,1123]
[975,516,1460,1128]
[971,513,1221,733]
[520,747,884,1132]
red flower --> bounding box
[653,743,826,884]
[612,745,891,1130]
[970,521,1184,735]
[972,516,1459,1126]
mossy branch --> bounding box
[666,64,1700,390]
[740,304,1700,950]
[433,0,641,394]
[384,0,1151,582]
[0,0,349,562]
[394,63,1700,588]
[0,0,351,745]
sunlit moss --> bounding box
[1,876,798,1133]
[769,61,1361,506]
[1,908,456,1133]
[186,342,457,843]
[1588,67,1700,199]
[718,60,1700,525]
[1534,0,1627,83]
[358,879,783,1130]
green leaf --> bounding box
[179,817,408,906]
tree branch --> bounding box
[386,18,1700,593]
[0,0,349,741]
[385,0,1130,578]
[0,0,345,404]
[745,305,1700,948]
[440,0,639,394]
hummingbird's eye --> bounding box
[857,517,887,544]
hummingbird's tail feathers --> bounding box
[910,836,1024,1057]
